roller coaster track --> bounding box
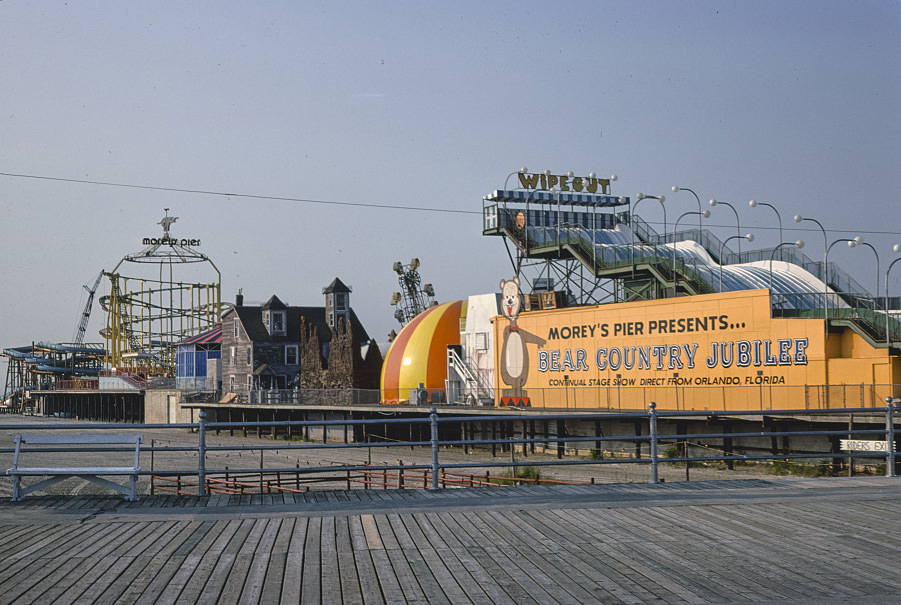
[99,272,149,361]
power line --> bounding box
[0,171,478,215]
[1,170,899,237]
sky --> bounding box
[1,1,900,379]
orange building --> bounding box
[492,289,900,411]
[381,301,466,404]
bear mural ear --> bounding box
[499,279,505,290]
[513,276,520,288]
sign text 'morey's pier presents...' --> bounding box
[492,289,895,411]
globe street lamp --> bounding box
[504,167,529,190]
[749,200,783,244]
[672,209,711,288]
[825,238,860,312]
[719,233,755,292]
[607,174,618,195]
[794,214,828,329]
[631,193,666,277]
[709,199,743,252]
[635,193,667,238]
[671,185,704,231]
[848,237,881,299]
[886,244,901,345]
[769,241,806,291]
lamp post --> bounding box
[794,214,828,328]
[823,238,858,312]
[719,233,755,292]
[634,193,667,238]
[671,186,704,231]
[749,200,783,244]
[632,193,667,276]
[886,244,901,345]
[709,200,743,252]
[848,237,880,299]
[769,241,805,291]
[672,209,711,287]
[503,167,529,190]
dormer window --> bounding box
[271,311,285,334]
[264,309,286,336]
[262,295,288,336]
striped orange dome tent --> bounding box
[381,300,467,404]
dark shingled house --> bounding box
[220,279,381,401]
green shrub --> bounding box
[493,465,542,486]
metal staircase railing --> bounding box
[446,348,493,405]
[489,205,896,347]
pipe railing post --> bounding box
[198,410,207,496]
[649,402,659,484]
[886,399,896,478]
[430,407,440,490]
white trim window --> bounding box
[271,311,286,335]
[286,345,299,365]
[229,375,235,391]
[476,332,489,351]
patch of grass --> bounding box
[767,459,834,477]
[493,465,542,486]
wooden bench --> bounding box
[6,433,143,501]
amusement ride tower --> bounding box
[100,211,221,376]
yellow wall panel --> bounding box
[493,289,896,411]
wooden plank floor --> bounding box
[0,477,899,604]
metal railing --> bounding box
[2,402,897,498]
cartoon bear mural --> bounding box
[498,276,546,407]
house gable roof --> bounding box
[223,298,371,345]
[262,295,287,310]
[323,277,351,294]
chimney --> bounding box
[236,289,244,307]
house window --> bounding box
[335,293,347,311]
[246,347,252,366]
[229,375,235,391]
[286,345,299,365]
[233,317,239,338]
[476,332,488,351]
[272,311,285,334]
[247,375,253,391]
[230,346,236,365]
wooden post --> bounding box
[634,420,643,459]
[491,421,497,457]
[847,414,854,477]
[521,421,527,458]
[557,419,565,459]
[723,421,734,470]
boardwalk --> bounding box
[0,477,899,604]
